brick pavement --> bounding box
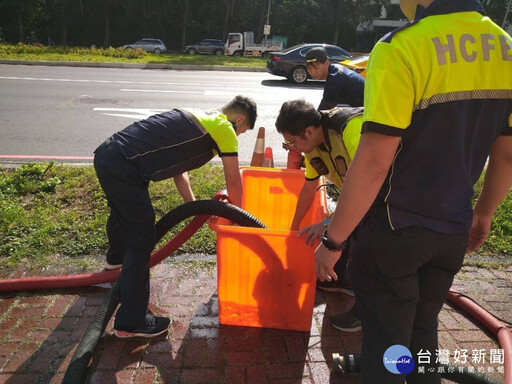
[0,256,510,384]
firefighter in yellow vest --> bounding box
[314,0,512,382]
[275,99,363,331]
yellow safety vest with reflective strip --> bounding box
[362,0,512,233]
[304,107,363,190]
[183,108,238,157]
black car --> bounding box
[184,39,225,55]
[266,43,354,84]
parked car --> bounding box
[266,43,354,84]
[123,38,167,54]
[184,39,225,55]
[339,55,369,77]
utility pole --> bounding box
[264,0,271,40]
[266,0,271,26]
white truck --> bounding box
[225,31,283,57]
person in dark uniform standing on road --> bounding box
[314,0,512,383]
[305,46,365,110]
[94,95,257,338]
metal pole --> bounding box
[266,0,271,25]
[265,0,271,40]
[503,0,512,28]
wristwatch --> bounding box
[321,230,347,251]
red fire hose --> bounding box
[0,192,229,293]
[446,291,512,384]
[0,216,208,292]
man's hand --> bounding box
[466,213,491,253]
[297,222,325,248]
[221,156,243,207]
[314,243,341,282]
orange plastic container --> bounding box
[209,167,328,331]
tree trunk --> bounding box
[181,0,189,49]
[103,1,110,48]
[17,11,24,43]
[503,0,512,28]
[142,0,147,37]
[333,0,343,45]
[222,0,235,40]
[333,20,340,45]
[60,5,68,46]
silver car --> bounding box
[123,38,167,54]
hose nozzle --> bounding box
[332,353,360,374]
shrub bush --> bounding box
[0,43,147,59]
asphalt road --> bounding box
[0,63,323,165]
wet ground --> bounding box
[0,253,510,384]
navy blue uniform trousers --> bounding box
[346,206,468,384]
[94,137,157,330]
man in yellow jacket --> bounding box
[314,0,512,382]
[276,99,363,331]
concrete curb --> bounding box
[0,59,267,72]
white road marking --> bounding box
[0,76,260,88]
[93,108,166,119]
[120,89,202,94]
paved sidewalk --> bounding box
[0,256,510,384]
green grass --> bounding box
[1,163,511,275]
[0,163,225,275]
[0,43,267,67]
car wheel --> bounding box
[125,46,133,50]
[290,66,308,84]
[154,48,162,54]
[188,48,196,54]
[215,49,223,56]
[233,51,242,57]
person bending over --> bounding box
[94,95,257,338]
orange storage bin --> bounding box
[209,167,328,331]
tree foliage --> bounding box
[0,0,509,51]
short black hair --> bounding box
[223,95,257,130]
[275,99,322,136]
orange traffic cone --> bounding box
[286,149,303,169]
[250,127,265,166]
[262,147,274,168]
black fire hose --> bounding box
[62,200,266,384]
[332,354,502,383]
[62,280,121,384]
[155,199,266,240]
